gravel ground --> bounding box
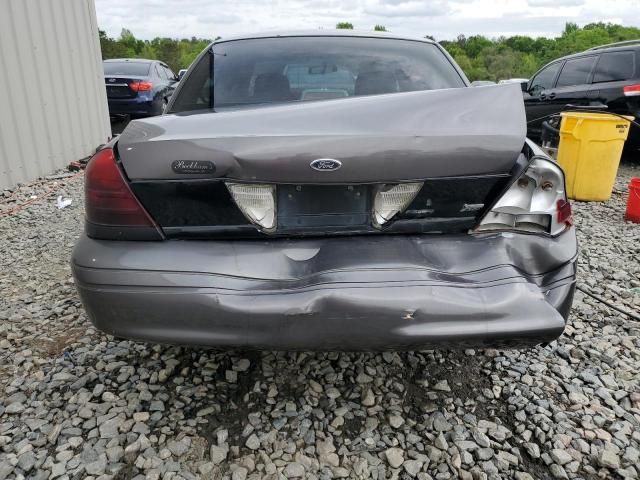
[0,161,639,480]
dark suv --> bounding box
[523,40,640,148]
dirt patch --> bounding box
[400,351,494,418]
[198,351,265,450]
[32,327,85,357]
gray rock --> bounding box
[319,452,339,467]
[361,389,375,407]
[389,414,404,429]
[106,446,124,463]
[85,454,107,476]
[475,448,493,461]
[235,358,251,371]
[284,462,305,478]
[385,447,404,468]
[472,431,490,448]
[50,462,67,479]
[245,434,260,450]
[17,452,36,472]
[549,464,568,479]
[550,449,572,466]
[514,473,534,480]
[598,449,620,469]
[623,446,639,464]
[0,463,14,480]
[496,451,518,466]
[435,433,448,450]
[99,416,122,438]
[433,380,451,392]
[5,403,25,414]
[149,400,165,412]
[210,445,228,464]
[431,412,452,432]
[403,460,423,477]
[167,438,190,457]
[231,466,248,480]
[523,443,540,458]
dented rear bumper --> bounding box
[71,230,577,350]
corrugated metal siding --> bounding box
[0,0,111,190]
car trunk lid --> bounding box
[116,84,527,237]
[117,84,526,181]
[104,75,146,99]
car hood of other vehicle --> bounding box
[117,83,526,182]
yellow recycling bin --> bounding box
[557,112,633,201]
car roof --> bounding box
[548,41,640,65]
[212,29,436,46]
[103,58,156,64]
[531,41,640,77]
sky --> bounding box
[95,0,640,41]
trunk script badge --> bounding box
[171,160,215,174]
[310,158,342,171]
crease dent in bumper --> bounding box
[72,231,577,349]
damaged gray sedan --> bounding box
[72,31,577,349]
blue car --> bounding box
[103,59,177,118]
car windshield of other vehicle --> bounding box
[592,51,635,83]
[170,36,465,113]
[103,62,151,76]
[556,56,597,88]
[529,62,562,94]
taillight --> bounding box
[623,84,640,96]
[226,183,277,231]
[476,157,572,236]
[372,182,423,228]
[129,81,153,92]
[85,148,157,227]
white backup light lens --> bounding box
[373,182,423,227]
[477,157,571,236]
[226,183,276,231]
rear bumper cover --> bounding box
[71,230,577,350]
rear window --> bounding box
[170,36,465,113]
[593,51,635,83]
[103,62,151,76]
[556,56,597,88]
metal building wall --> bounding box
[0,0,111,190]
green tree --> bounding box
[99,30,130,59]
[98,29,212,71]
[437,22,640,81]
[374,25,387,31]
[99,23,640,80]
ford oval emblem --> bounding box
[310,158,342,171]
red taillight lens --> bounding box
[557,199,573,226]
[85,148,156,227]
[129,81,153,92]
[623,84,640,96]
